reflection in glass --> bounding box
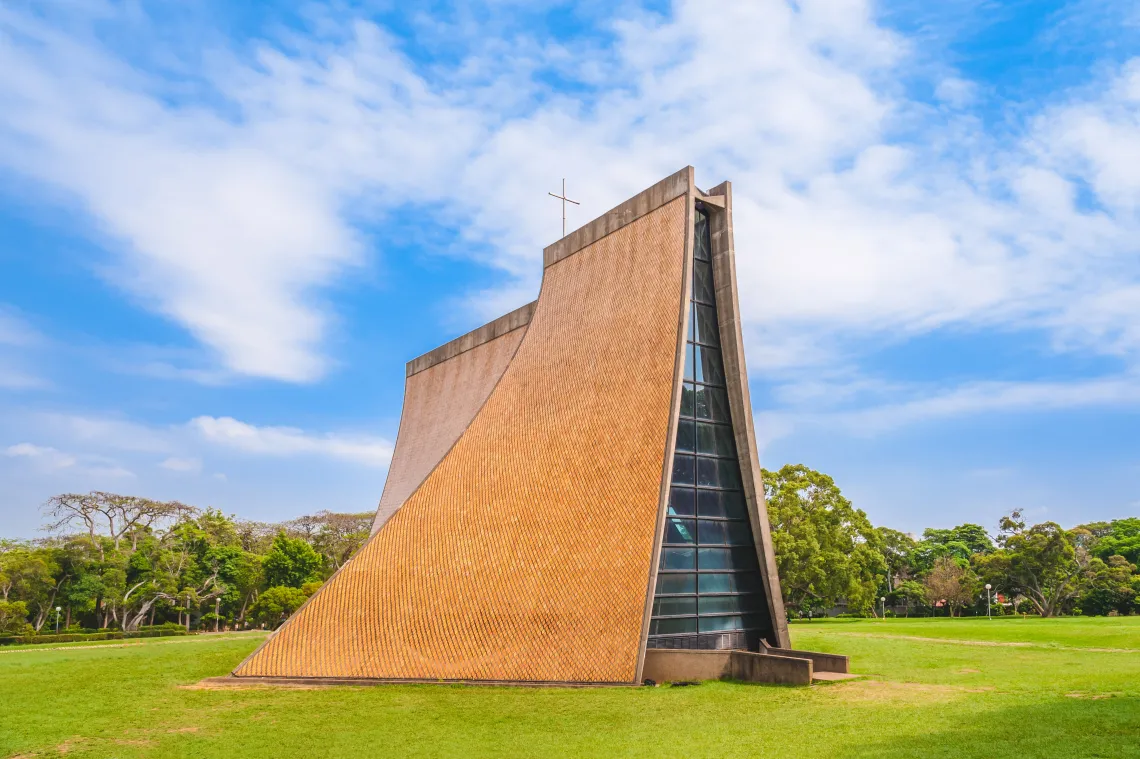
[660,547,696,570]
[698,595,759,615]
[672,455,694,486]
[697,422,735,457]
[698,615,744,632]
[699,572,760,594]
[652,617,698,635]
[669,486,696,516]
[676,419,695,453]
[693,259,714,304]
[657,573,697,595]
[665,518,696,545]
[680,382,695,417]
[653,596,697,617]
[694,213,710,261]
[697,490,747,519]
[698,519,728,545]
[697,457,742,489]
[693,345,726,386]
[692,303,719,345]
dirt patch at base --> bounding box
[180,680,333,691]
[825,679,995,704]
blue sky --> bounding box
[1,0,1138,538]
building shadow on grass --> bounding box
[836,695,1140,759]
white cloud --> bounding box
[190,416,393,467]
[0,309,39,347]
[159,456,202,473]
[4,441,133,479]
[757,373,1140,445]
[4,443,75,470]
[0,0,1137,395]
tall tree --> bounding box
[922,556,977,617]
[764,464,886,616]
[976,514,1093,617]
[262,533,322,588]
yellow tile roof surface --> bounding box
[235,196,686,682]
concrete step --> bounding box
[812,671,861,682]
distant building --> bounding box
[234,167,790,685]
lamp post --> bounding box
[985,583,992,619]
[55,606,61,635]
[880,596,886,619]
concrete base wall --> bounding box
[762,646,849,674]
[642,649,813,686]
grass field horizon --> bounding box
[3,617,1138,758]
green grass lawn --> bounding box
[2,618,1138,758]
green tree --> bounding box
[249,585,307,627]
[922,556,978,616]
[976,514,1093,617]
[0,600,31,634]
[1085,518,1140,564]
[1077,555,1137,616]
[764,464,886,617]
[876,527,917,592]
[262,533,322,588]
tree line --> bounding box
[766,464,1139,618]
[0,491,372,636]
[1,466,1137,635]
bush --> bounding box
[0,629,189,646]
[249,586,308,627]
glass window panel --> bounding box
[653,596,697,617]
[696,458,742,490]
[693,384,710,419]
[694,212,710,261]
[706,384,731,422]
[665,518,696,545]
[683,343,695,381]
[672,455,694,486]
[696,422,735,457]
[698,615,743,632]
[693,259,714,304]
[675,419,695,453]
[697,490,748,519]
[680,383,695,418]
[668,486,695,516]
[697,519,727,545]
[698,572,760,594]
[698,595,760,615]
[695,385,730,422]
[692,303,719,345]
[652,617,698,635]
[661,547,696,570]
[725,521,754,545]
[694,345,725,386]
[697,547,731,570]
[699,547,761,571]
[657,573,696,595]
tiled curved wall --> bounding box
[371,326,527,536]
[235,196,687,682]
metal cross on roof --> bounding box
[548,178,580,238]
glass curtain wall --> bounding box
[646,206,773,651]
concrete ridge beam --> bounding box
[406,301,536,377]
